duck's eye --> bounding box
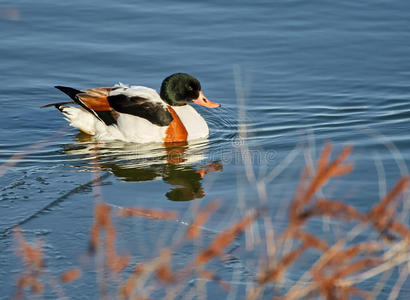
[187,86,193,91]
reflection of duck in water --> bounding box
[44,73,220,143]
[105,159,222,201]
[65,134,222,201]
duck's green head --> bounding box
[160,73,220,108]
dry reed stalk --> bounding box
[387,263,410,300]
[14,229,44,269]
[155,249,174,283]
[89,201,111,253]
[11,140,410,299]
[258,245,308,284]
[156,264,174,284]
[116,200,221,299]
[307,174,410,299]
[118,264,145,299]
[299,199,366,223]
[317,280,369,300]
[147,210,262,299]
[186,201,220,240]
[119,247,178,299]
[90,202,129,274]
[258,144,357,292]
[338,240,410,286]
[308,238,381,293]
[310,257,382,299]
[60,269,82,283]
[117,207,178,220]
[368,177,410,219]
[338,285,372,300]
[15,274,44,297]
[329,258,383,281]
[319,242,381,270]
[193,210,260,266]
[289,143,353,227]
[367,177,410,240]
[388,222,410,240]
[303,143,352,201]
[258,143,410,300]
[13,229,45,299]
[198,270,231,292]
[291,230,329,251]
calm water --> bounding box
[1,0,410,299]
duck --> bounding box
[44,73,220,143]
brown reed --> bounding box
[194,210,260,266]
[186,200,220,240]
[117,207,178,220]
[254,143,410,300]
[13,229,45,299]
[90,202,130,273]
[60,268,82,283]
[11,142,410,299]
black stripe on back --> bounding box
[107,94,173,127]
[95,111,118,126]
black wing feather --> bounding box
[107,94,173,127]
[54,86,105,123]
[54,86,82,101]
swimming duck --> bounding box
[44,73,220,143]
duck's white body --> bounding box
[58,84,209,143]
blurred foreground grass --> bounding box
[7,142,410,299]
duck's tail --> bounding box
[43,86,106,123]
[55,86,83,101]
[57,105,98,135]
[41,86,83,110]
[53,86,99,117]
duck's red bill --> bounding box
[192,91,221,108]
